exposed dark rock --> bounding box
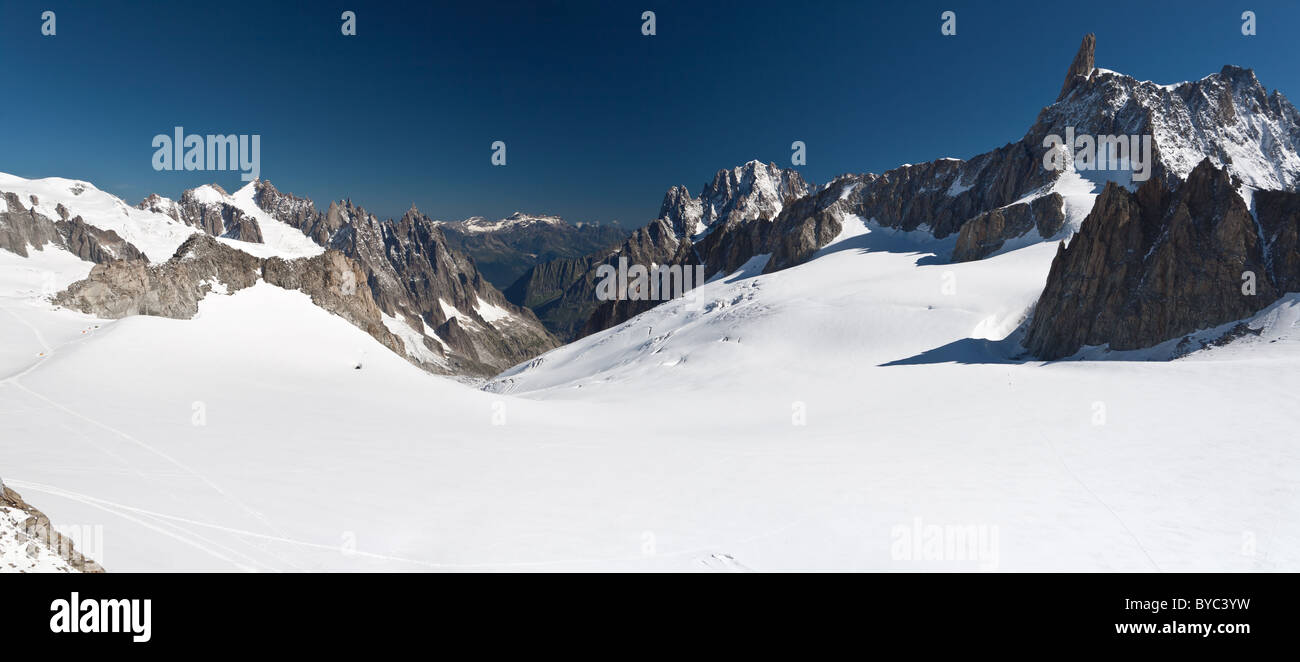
[1058,33,1096,101]
[951,193,1066,262]
[245,184,559,375]
[55,234,406,358]
[1,194,147,265]
[56,216,149,264]
[516,161,807,341]
[140,185,267,245]
[0,193,63,257]
[1024,159,1293,359]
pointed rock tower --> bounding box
[1057,33,1096,101]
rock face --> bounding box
[1058,33,1096,101]
[952,194,1066,262]
[0,192,63,256]
[251,180,343,244]
[0,193,146,264]
[577,219,700,337]
[1,485,106,573]
[139,185,265,244]
[1024,159,1299,359]
[56,234,406,358]
[56,216,149,263]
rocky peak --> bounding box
[658,185,703,237]
[700,161,809,227]
[1039,37,1300,191]
[1057,33,1096,101]
[1023,158,1290,359]
[162,184,264,244]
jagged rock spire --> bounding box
[1057,34,1096,101]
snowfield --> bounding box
[2,211,1297,572]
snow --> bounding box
[450,214,568,234]
[0,172,327,265]
[381,312,447,368]
[0,172,199,262]
[0,507,77,572]
[473,300,513,325]
[486,231,1300,571]
[969,166,1102,260]
[188,185,227,206]
[438,298,464,322]
[2,170,1298,571]
[227,182,326,259]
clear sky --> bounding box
[2,0,1297,226]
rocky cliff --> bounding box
[249,181,559,375]
[1,192,147,264]
[1024,159,1300,358]
[56,234,407,360]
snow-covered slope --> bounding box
[0,173,195,261]
[482,218,1300,571]
[0,172,324,262]
[1065,65,1300,191]
[225,182,326,259]
[3,200,1298,571]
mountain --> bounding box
[509,160,810,340]
[434,212,627,289]
[1025,159,1300,359]
[0,173,556,378]
[508,34,1300,347]
[248,181,559,376]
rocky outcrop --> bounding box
[56,216,149,263]
[141,185,265,245]
[262,250,403,357]
[136,193,182,222]
[0,192,63,256]
[1,193,147,264]
[1024,159,1296,359]
[951,194,1066,262]
[56,234,405,358]
[251,180,343,245]
[56,234,263,318]
[1,485,105,573]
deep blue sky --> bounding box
[2,0,1297,226]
